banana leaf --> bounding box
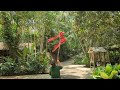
[105,64,112,75]
[100,72,109,79]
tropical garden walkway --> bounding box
[0,58,92,79]
[60,59,92,79]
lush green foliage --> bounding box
[1,12,21,59]
[0,11,120,75]
[74,54,89,66]
[92,64,120,79]
[0,57,16,75]
[0,51,50,76]
[0,11,120,60]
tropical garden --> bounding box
[0,11,119,79]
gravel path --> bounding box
[0,58,92,79]
[60,65,92,79]
[0,74,50,79]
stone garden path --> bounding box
[60,59,92,79]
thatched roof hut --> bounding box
[88,47,109,68]
[0,42,9,50]
[19,43,34,50]
[107,45,120,51]
[88,47,107,53]
[0,42,34,50]
[0,42,35,63]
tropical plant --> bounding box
[0,11,120,76]
[92,64,120,79]
[74,53,89,66]
[0,57,16,75]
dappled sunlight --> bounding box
[0,11,119,79]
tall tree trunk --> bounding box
[40,27,45,53]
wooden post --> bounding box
[56,32,61,64]
[89,53,91,68]
[57,36,61,64]
[98,52,101,65]
[93,52,95,70]
[57,44,60,60]
[90,52,95,70]
[104,52,106,66]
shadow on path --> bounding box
[61,75,80,79]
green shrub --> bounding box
[18,46,50,74]
[92,64,120,79]
[25,59,42,74]
[37,51,50,73]
[74,55,83,64]
[74,54,89,66]
[0,57,16,75]
[0,41,50,76]
[0,50,50,76]
[20,50,50,74]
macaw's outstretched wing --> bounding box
[52,37,66,52]
[47,35,59,43]
[47,32,65,43]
